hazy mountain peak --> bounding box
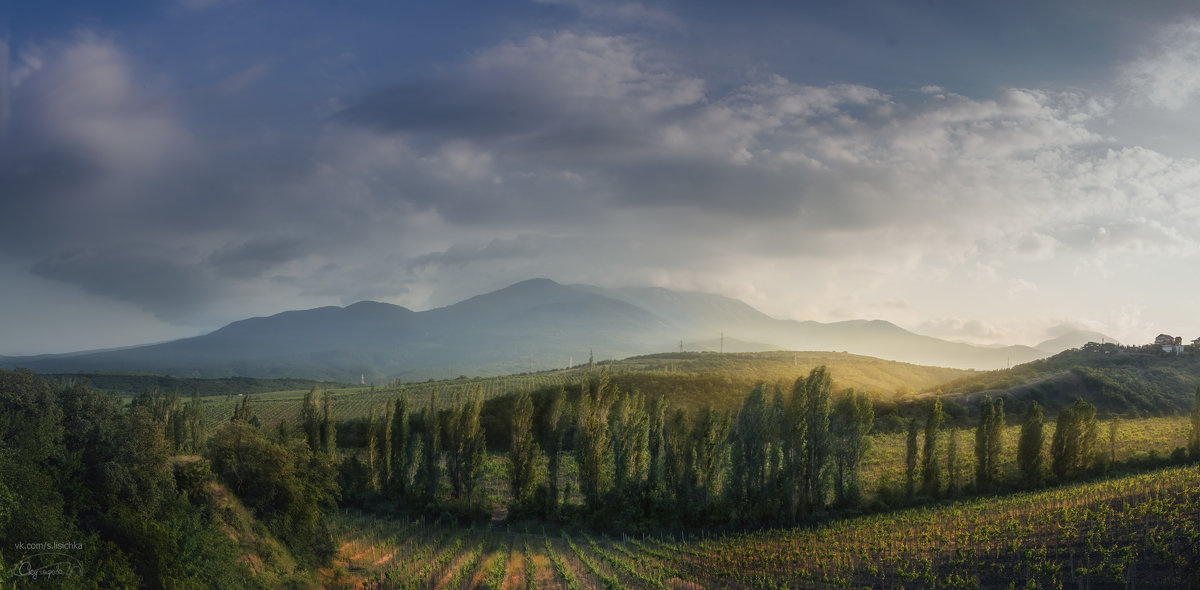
[1035,330,1117,354]
[4,278,1054,380]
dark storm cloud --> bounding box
[30,252,218,320]
[207,236,309,278]
[406,235,558,271]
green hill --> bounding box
[602,350,968,411]
[930,347,1200,418]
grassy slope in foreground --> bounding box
[333,465,1200,589]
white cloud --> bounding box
[14,33,193,179]
[1122,18,1200,110]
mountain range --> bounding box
[1,278,1109,382]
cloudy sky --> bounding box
[3,0,1200,355]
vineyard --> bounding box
[330,465,1200,588]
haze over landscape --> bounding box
[4,1,1200,357]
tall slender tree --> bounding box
[732,384,770,504]
[665,408,693,510]
[300,386,320,452]
[419,389,442,502]
[576,372,615,510]
[445,391,485,500]
[921,398,943,496]
[974,396,995,488]
[610,390,650,500]
[831,389,873,506]
[1050,398,1097,481]
[1017,401,1044,486]
[801,367,833,513]
[690,406,731,510]
[366,407,380,493]
[381,404,393,493]
[544,386,566,517]
[905,418,919,499]
[320,390,335,456]
[781,377,808,518]
[767,386,786,494]
[986,398,1005,483]
[508,390,540,505]
[390,390,411,499]
[646,395,669,502]
[945,427,960,495]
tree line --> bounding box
[338,369,1200,528]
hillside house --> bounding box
[1155,334,1184,354]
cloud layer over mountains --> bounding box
[3,1,1200,354]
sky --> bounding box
[3,0,1200,355]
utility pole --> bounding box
[679,340,683,353]
[720,332,724,354]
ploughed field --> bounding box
[331,465,1199,589]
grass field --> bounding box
[185,351,969,429]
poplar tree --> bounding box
[420,389,442,502]
[646,395,669,501]
[781,376,808,518]
[801,366,833,513]
[665,408,693,510]
[987,398,1005,483]
[445,391,485,500]
[1051,398,1097,481]
[544,386,566,517]
[767,386,786,493]
[921,398,943,496]
[831,389,873,506]
[610,390,650,500]
[576,372,615,510]
[946,427,960,494]
[508,390,540,505]
[690,406,731,510]
[904,418,919,499]
[390,390,411,499]
[381,404,393,493]
[320,390,335,456]
[366,407,380,493]
[300,386,320,452]
[974,396,995,487]
[1017,401,1044,486]
[732,384,770,504]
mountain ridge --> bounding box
[3,278,1085,381]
